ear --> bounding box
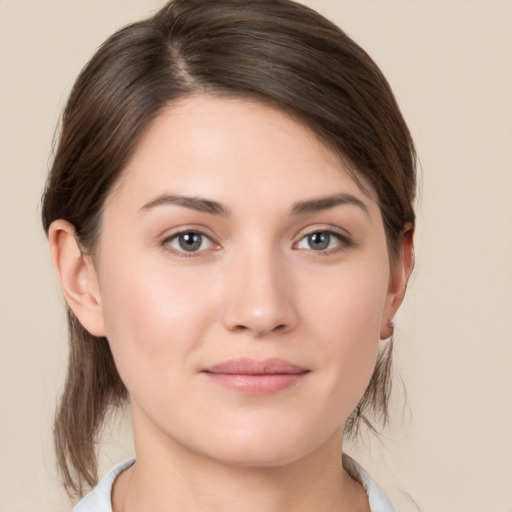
[48,220,106,337]
[380,224,415,339]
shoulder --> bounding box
[343,454,395,512]
[72,459,135,512]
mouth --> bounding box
[201,358,310,394]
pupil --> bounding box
[309,232,329,250]
[179,233,201,251]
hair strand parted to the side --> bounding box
[54,311,127,496]
[42,0,416,496]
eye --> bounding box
[164,231,215,254]
[295,230,346,252]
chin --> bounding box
[210,445,307,469]
[195,421,337,469]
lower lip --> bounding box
[204,372,308,394]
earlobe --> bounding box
[48,220,106,337]
[380,318,395,340]
[380,224,415,340]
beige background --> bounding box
[1,1,511,511]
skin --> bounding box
[49,96,413,512]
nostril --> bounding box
[232,323,287,335]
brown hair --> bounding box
[42,0,416,497]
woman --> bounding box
[42,0,416,510]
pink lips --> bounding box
[202,358,309,394]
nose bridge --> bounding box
[222,240,297,336]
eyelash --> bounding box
[294,230,352,255]
[161,228,353,258]
[161,230,219,258]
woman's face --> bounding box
[89,96,406,467]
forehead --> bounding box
[107,95,377,213]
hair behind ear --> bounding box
[54,309,127,497]
[344,337,394,437]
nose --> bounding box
[221,249,298,337]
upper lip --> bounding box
[203,358,309,375]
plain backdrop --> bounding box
[1,1,511,511]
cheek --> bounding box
[96,254,220,390]
[304,255,390,341]
[300,256,390,404]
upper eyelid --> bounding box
[163,230,212,241]
[160,225,217,242]
[300,230,344,240]
[293,224,352,241]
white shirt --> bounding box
[73,457,394,512]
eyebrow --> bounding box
[291,193,369,216]
[140,194,230,216]
[140,192,369,217]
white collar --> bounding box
[73,457,394,512]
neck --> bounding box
[112,410,369,512]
